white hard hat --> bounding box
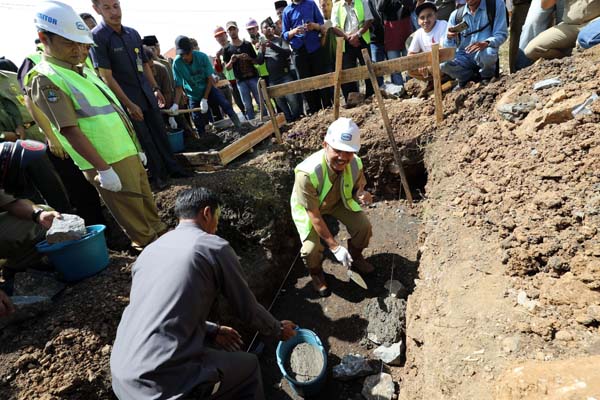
[324,117,361,153]
[34,0,94,45]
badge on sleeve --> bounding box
[46,89,59,103]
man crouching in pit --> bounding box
[290,117,374,297]
[110,187,297,400]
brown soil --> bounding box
[0,47,598,400]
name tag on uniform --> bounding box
[134,48,143,72]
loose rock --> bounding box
[365,296,407,345]
[332,354,376,381]
[361,372,395,400]
[373,342,403,366]
[45,214,86,244]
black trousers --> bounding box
[341,40,374,101]
[46,150,106,226]
[293,46,333,114]
[230,81,246,115]
[129,107,185,180]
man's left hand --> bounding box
[38,211,62,229]
[348,34,361,47]
[357,189,373,206]
[214,326,243,352]
[154,88,166,108]
[465,41,489,54]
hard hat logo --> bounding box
[341,133,353,141]
[37,13,58,25]
[325,117,361,153]
[76,21,87,31]
[20,140,47,152]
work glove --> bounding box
[168,117,178,130]
[169,103,179,115]
[138,152,147,166]
[97,168,122,192]
[331,245,353,268]
[200,98,209,114]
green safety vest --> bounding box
[25,60,138,170]
[334,0,372,51]
[290,149,363,241]
[255,62,269,77]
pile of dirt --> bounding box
[285,343,324,383]
[401,48,600,399]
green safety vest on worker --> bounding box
[290,149,363,241]
[24,60,138,170]
[333,0,371,51]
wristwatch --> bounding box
[32,208,43,223]
[152,86,161,92]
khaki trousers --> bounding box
[524,21,583,60]
[0,213,45,271]
[83,155,166,247]
[301,203,372,271]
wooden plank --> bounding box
[267,47,455,98]
[333,37,344,120]
[431,44,444,123]
[219,114,286,165]
[361,49,413,204]
[259,78,283,143]
[176,151,221,167]
[160,107,203,115]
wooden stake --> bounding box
[361,49,413,204]
[333,37,344,120]
[431,43,444,123]
[259,78,283,143]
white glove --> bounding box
[331,245,353,268]
[200,98,209,114]
[169,103,179,115]
[168,116,178,129]
[138,152,147,166]
[97,168,122,192]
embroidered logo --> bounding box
[46,89,59,103]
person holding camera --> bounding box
[440,0,508,89]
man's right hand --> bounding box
[294,26,306,36]
[447,31,458,40]
[0,290,15,318]
[2,131,18,142]
[331,245,353,268]
[47,136,69,159]
[97,167,122,192]
[280,320,297,341]
[127,103,144,121]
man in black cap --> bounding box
[172,36,242,136]
[0,140,62,302]
[274,1,288,35]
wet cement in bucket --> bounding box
[285,343,324,383]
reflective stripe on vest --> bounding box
[334,0,372,52]
[291,149,363,241]
[24,61,138,170]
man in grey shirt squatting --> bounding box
[110,187,297,399]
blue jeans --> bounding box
[270,73,303,122]
[190,87,238,134]
[441,47,498,84]
[370,42,386,86]
[386,49,406,85]
[578,18,600,49]
[237,77,265,120]
[516,0,565,70]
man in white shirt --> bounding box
[407,1,448,96]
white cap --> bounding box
[34,0,94,45]
[324,117,361,153]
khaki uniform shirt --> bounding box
[294,160,366,215]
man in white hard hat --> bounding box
[24,0,166,252]
[290,117,374,297]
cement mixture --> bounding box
[285,343,324,383]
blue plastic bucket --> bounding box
[167,130,184,153]
[35,225,109,282]
[276,328,327,397]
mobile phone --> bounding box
[448,20,469,33]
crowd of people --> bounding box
[0,0,599,398]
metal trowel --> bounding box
[347,267,368,289]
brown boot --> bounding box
[348,241,374,274]
[308,268,331,297]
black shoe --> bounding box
[170,169,194,179]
